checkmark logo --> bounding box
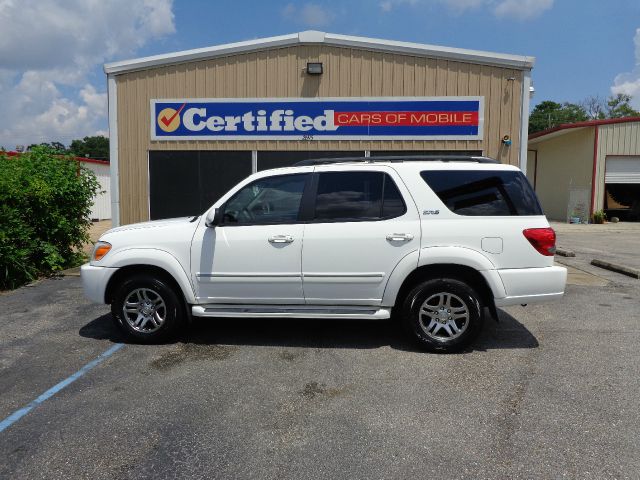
[157,103,186,133]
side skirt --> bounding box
[192,304,391,320]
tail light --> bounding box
[523,228,556,256]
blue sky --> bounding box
[1,0,639,148]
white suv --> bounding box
[82,156,566,352]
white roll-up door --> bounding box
[605,156,640,184]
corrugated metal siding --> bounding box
[116,44,524,224]
[83,162,112,220]
[594,121,640,211]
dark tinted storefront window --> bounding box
[149,151,251,220]
[257,151,364,171]
[420,170,542,216]
[313,172,406,221]
[370,150,482,157]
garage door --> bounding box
[604,155,640,221]
[605,156,640,183]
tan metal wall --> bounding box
[116,45,524,223]
[593,121,640,212]
[528,128,595,221]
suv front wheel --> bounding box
[401,278,483,353]
[111,274,184,343]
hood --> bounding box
[105,216,196,235]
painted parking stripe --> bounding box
[0,343,124,433]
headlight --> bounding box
[92,241,112,261]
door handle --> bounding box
[386,233,414,242]
[268,235,294,244]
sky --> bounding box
[1,0,639,149]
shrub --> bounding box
[0,147,100,289]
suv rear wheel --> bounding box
[401,278,483,353]
[111,274,184,343]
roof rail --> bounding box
[294,155,500,166]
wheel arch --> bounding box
[105,264,188,304]
[383,246,503,308]
[103,248,195,305]
[388,263,497,312]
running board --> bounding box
[191,304,391,320]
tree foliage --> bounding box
[529,94,640,133]
[529,101,588,134]
[0,147,100,289]
[607,93,640,119]
[69,135,109,160]
[27,141,67,153]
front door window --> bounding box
[222,174,309,225]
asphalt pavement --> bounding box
[552,221,640,277]
[1,265,639,479]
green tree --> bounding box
[28,141,67,153]
[69,135,109,160]
[606,93,640,118]
[529,101,589,133]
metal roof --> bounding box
[104,31,535,75]
[528,116,640,144]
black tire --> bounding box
[111,273,185,344]
[400,278,483,353]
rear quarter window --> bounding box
[420,170,543,216]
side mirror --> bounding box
[205,208,221,228]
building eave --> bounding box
[104,30,535,75]
[528,127,588,145]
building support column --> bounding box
[519,70,532,174]
[107,74,120,227]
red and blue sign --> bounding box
[151,97,484,141]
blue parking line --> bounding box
[0,343,124,433]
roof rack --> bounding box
[294,155,500,166]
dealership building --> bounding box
[104,31,535,226]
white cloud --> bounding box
[494,0,553,20]
[0,73,108,148]
[611,28,640,109]
[282,3,334,27]
[379,0,554,19]
[379,0,418,13]
[0,0,175,149]
[444,0,485,14]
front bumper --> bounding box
[80,263,118,304]
[495,265,567,307]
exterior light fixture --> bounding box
[306,62,323,75]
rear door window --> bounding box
[313,171,407,221]
[420,170,542,216]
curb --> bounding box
[60,266,81,277]
[555,247,575,257]
[590,259,640,279]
